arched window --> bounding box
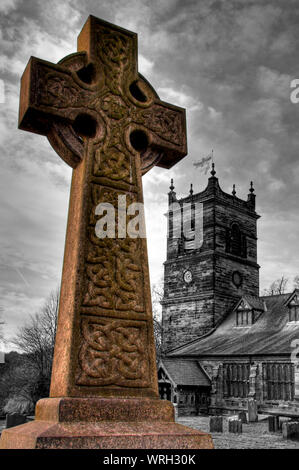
[231,224,242,255]
[226,222,247,258]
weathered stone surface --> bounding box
[0,420,213,449]
[282,421,299,440]
[268,416,279,433]
[279,417,291,431]
[18,15,186,399]
[0,397,214,449]
[228,419,242,434]
[0,15,212,449]
[5,413,26,429]
[248,399,258,422]
[161,173,259,353]
[209,416,223,432]
[238,411,247,424]
[35,397,175,423]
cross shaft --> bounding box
[19,16,187,398]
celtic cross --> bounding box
[19,16,187,399]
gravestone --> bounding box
[0,15,213,449]
[268,416,279,432]
[209,416,223,432]
[247,398,258,422]
[282,421,299,439]
[238,411,247,424]
[228,419,242,434]
[279,416,291,431]
[5,413,26,429]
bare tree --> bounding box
[0,306,5,345]
[8,289,59,404]
[293,275,299,290]
[151,281,164,363]
[262,276,289,296]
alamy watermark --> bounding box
[94,195,203,247]
[0,79,5,104]
[290,79,299,104]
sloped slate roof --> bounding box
[168,292,299,357]
[160,358,211,386]
[241,295,265,311]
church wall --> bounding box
[162,296,214,352]
[214,255,259,325]
[162,250,216,351]
[199,357,299,415]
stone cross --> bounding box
[0,16,213,448]
[19,16,187,399]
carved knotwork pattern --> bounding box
[96,26,133,96]
[25,20,187,392]
[76,317,149,387]
[83,185,145,313]
[141,105,183,146]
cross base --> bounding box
[0,398,213,449]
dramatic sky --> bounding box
[0,0,299,348]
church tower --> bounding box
[161,165,260,352]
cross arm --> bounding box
[19,56,81,134]
[129,75,187,173]
[19,54,97,167]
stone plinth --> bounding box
[0,398,213,449]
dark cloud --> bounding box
[0,0,299,347]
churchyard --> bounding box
[178,415,299,449]
[1,414,299,449]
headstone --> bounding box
[228,414,238,421]
[238,411,247,424]
[279,416,291,431]
[0,15,213,450]
[228,419,242,434]
[173,403,178,420]
[268,415,279,432]
[282,421,299,439]
[5,413,26,429]
[247,399,258,422]
[209,416,223,432]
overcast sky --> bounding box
[0,0,299,348]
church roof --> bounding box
[160,358,211,386]
[167,292,299,357]
[238,295,265,311]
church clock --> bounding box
[183,270,193,284]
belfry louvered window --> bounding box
[226,223,247,258]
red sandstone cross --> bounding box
[19,16,187,398]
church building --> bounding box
[158,165,299,416]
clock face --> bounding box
[232,271,243,288]
[184,270,193,284]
